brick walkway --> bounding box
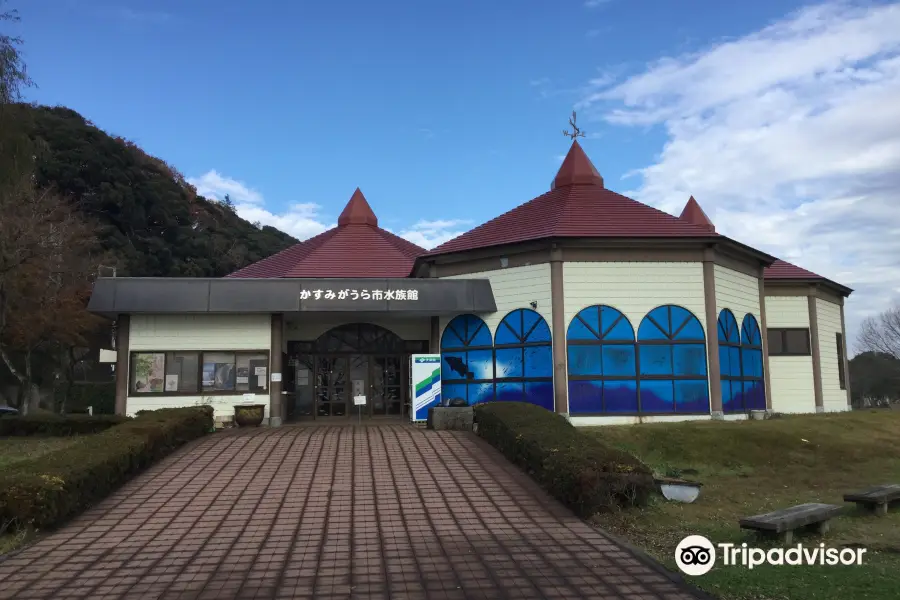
[0,426,704,600]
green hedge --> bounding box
[474,402,655,517]
[0,414,127,437]
[0,406,214,532]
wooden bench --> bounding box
[844,484,900,516]
[739,503,842,544]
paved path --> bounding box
[0,425,703,600]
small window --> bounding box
[165,352,200,393]
[766,330,783,355]
[131,353,166,393]
[836,333,846,390]
[768,328,811,356]
[236,353,269,393]
[202,352,237,391]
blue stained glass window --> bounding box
[493,309,553,410]
[440,314,494,405]
[638,305,710,413]
[566,305,638,414]
[717,311,767,412]
[740,314,766,410]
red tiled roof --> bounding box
[227,188,425,278]
[764,259,853,294]
[425,141,720,256]
[764,259,825,280]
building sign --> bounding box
[410,354,442,422]
[299,288,420,301]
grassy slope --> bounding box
[585,410,900,600]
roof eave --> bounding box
[765,277,853,297]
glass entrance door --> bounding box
[371,356,403,417]
[316,356,348,417]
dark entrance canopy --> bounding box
[87,277,497,317]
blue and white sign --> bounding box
[410,354,441,422]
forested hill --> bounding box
[17,103,297,278]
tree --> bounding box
[857,305,900,360]
[0,1,33,105]
[0,175,107,412]
[849,351,900,408]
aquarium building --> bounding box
[88,141,853,426]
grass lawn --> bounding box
[0,435,85,555]
[585,410,900,600]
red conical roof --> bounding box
[227,189,425,278]
[552,140,604,189]
[679,196,715,232]
[338,187,378,226]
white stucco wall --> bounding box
[439,263,553,340]
[127,314,272,419]
[714,265,761,324]
[764,296,815,413]
[816,298,850,412]
[563,262,707,335]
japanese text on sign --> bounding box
[299,289,420,301]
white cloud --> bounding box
[187,170,469,249]
[579,1,900,346]
[188,170,264,205]
[395,220,472,250]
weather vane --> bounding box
[563,110,585,140]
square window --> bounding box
[131,353,165,393]
[604,380,638,412]
[639,345,672,376]
[640,379,674,412]
[164,352,200,393]
[674,380,709,412]
[602,345,636,376]
[494,348,523,378]
[569,380,603,414]
[674,344,708,376]
[236,353,268,393]
[784,329,810,355]
[202,352,236,391]
[568,345,602,376]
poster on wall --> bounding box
[202,362,235,390]
[133,353,165,393]
[164,374,179,391]
[410,354,441,422]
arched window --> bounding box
[493,309,553,410]
[567,305,637,414]
[637,305,709,413]
[740,314,766,410]
[440,314,495,406]
[717,309,743,413]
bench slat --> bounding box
[843,484,900,504]
[739,503,842,533]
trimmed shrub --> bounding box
[0,414,128,437]
[474,402,655,517]
[0,406,214,532]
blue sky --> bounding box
[10,0,900,340]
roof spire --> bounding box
[551,139,604,190]
[338,187,378,227]
[679,196,715,232]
